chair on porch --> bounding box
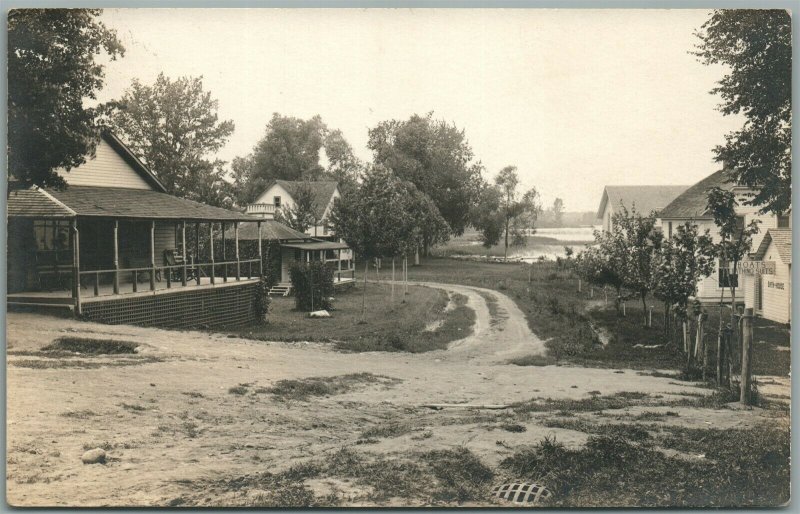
[163,249,195,282]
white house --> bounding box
[247,180,340,238]
[657,169,790,309]
[596,185,690,232]
[742,228,791,324]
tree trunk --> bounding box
[361,260,368,321]
[641,293,648,327]
[504,216,510,262]
[391,258,395,304]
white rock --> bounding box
[81,448,106,465]
[308,310,331,318]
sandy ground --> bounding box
[6,282,790,507]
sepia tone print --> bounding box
[6,8,791,507]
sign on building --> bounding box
[737,260,776,275]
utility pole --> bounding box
[740,308,754,405]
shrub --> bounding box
[253,275,272,322]
[289,261,335,312]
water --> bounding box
[510,226,599,262]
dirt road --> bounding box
[6,282,789,506]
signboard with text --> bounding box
[737,261,776,275]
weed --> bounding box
[508,354,557,366]
[360,423,412,439]
[43,337,138,354]
[228,385,249,395]
[260,373,397,401]
[498,423,526,433]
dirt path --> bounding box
[5,283,789,506]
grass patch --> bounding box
[501,425,789,507]
[42,337,138,354]
[508,354,557,366]
[228,385,250,395]
[259,373,399,401]
[511,391,655,414]
[360,423,413,439]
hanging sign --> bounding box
[737,261,776,275]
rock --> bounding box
[308,310,330,318]
[81,448,106,465]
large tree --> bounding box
[110,73,235,206]
[494,166,542,260]
[694,10,792,214]
[368,113,484,239]
[8,9,124,189]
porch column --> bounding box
[113,220,119,294]
[71,219,81,315]
[209,222,216,285]
[149,220,156,291]
[181,221,187,286]
[338,249,342,283]
[195,222,201,285]
[257,221,263,277]
[234,221,240,281]
[221,222,227,282]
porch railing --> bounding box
[333,268,356,283]
[77,258,261,298]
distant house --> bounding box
[247,180,339,237]
[243,180,355,294]
[657,169,789,306]
[596,185,690,232]
[7,132,266,327]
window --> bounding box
[718,258,738,288]
[34,220,70,251]
[778,214,790,228]
[274,196,281,208]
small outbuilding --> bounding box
[743,228,791,325]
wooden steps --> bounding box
[268,284,292,297]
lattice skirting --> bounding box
[80,283,259,328]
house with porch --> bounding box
[596,185,690,232]
[657,169,789,310]
[246,180,339,237]
[7,132,271,328]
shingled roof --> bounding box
[657,170,734,219]
[753,228,792,264]
[7,187,76,218]
[237,220,310,241]
[597,185,690,219]
[38,186,257,221]
[272,180,338,219]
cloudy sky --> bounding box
[97,8,743,212]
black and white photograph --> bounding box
[4,7,793,507]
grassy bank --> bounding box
[233,283,474,353]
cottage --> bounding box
[742,229,792,324]
[596,185,689,232]
[7,132,268,327]
[657,169,789,306]
[246,180,339,237]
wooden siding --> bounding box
[56,139,152,190]
[755,243,791,324]
[254,183,292,209]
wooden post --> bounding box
[149,221,156,291]
[234,221,240,281]
[113,220,120,294]
[257,221,263,277]
[684,320,691,369]
[181,221,187,286]
[622,302,626,317]
[337,249,342,283]
[648,305,653,327]
[740,308,754,405]
[578,278,581,293]
[391,257,395,303]
[221,222,227,282]
[71,220,81,315]
[209,222,215,285]
[195,222,201,285]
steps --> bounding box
[268,284,292,297]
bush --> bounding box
[289,261,335,312]
[253,275,272,322]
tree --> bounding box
[110,73,235,206]
[694,10,791,215]
[552,198,565,226]
[494,166,542,260]
[274,182,319,233]
[8,9,124,189]
[368,113,484,240]
[652,222,715,368]
[614,206,664,326]
[471,184,505,248]
[232,114,361,203]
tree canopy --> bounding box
[367,113,484,236]
[694,9,792,214]
[110,73,235,206]
[8,8,124,189]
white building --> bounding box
[657,169,790,313]
[743,228,792,324]
[247,180,340,238]
[596,185,690,232]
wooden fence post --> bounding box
[740,308,754,405]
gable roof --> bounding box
[596,185,690,219]
[40,186,257,222]
[100,132,167,193]
[657,170,734,219]
[237,220,311,241]
[752,228,792,264]
[271,180,339,219]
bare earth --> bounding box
[6,282,790,507]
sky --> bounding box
[97,8,744,212]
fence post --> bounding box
[578,278,581,293]
[71,220,81,315]
[648,305,652,327]
[740,308,754,405]
[113,220,120,294]
[149,221,156,291]
[209,222,215,285]
[181,221,187,287]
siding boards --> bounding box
[56,140,152,190]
